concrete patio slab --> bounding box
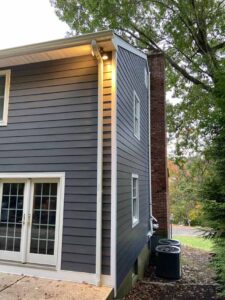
[0,273,112,300]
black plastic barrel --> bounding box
[155,245,181,279]
[158,238,181,248]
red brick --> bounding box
[148,53,169,237]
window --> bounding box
[133,91,140,139]
[0,70,11,126]
[132,174,139,227]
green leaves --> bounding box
[51,0,225,158]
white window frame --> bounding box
[0,70,11,126]
[0,172,65,270]
[133,90,140,140]
[131,174,139,228]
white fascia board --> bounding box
[112,34,147,60]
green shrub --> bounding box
[212,238,225,296]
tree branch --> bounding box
[212,41,225,51]
[127,23,212,91]
[165,55,211,91]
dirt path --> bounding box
[124,246,224,300]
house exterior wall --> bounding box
[0,55,111,275]
[116,46,150,287]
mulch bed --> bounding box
[124,246,224,300]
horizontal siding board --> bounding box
[12,73,98,91]
[10,89,98,103]
[62,244,96,255]
[9,110,98,123]
[13,59,97,77]
[10,81,98,97]
[13,66,98,84]
[63,236,96,246]
[0,141,97,151]
[61,261,95,274]
[63,253,95,264]
[0,149,97,158]
[0,133,97,144]
[9,103,98,116]
[63,219,96,229]
[63,226,96,236]
[64,202,97,211]
[0,119,97,131]
[11,96,98,110]
[0,126,97,138]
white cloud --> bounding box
[0,0,70,49]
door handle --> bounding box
[27,213,31,226]
[22,213,26,225]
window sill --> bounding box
[132,219,139,228]
[0,121,8,126]
[133,133,140,141]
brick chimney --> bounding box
[148,53,169,237]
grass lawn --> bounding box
[173,235,214,252]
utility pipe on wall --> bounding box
[91,40,103,286]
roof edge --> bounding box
[0,30,114,59]
[112,35,147,60]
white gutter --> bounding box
[91,40,104,287]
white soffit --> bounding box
[0,30,147,68]
[0,30,114,68]
[0,45,93,68]
[0,45,94,68]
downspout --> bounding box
[91,40,103,286]
[147,65,158,239]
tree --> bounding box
[168,158,205,226]
[201,119,225,295]
[51,0,225,156]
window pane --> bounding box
[133,93,140,138]
[0,76,6,96]
[0,183,24,252]
[132,176,139,225]
[0,98,3,120]
[133,198,137,218]
[133,178,137,197]
[135,98,139,116]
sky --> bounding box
[0,0,70,50]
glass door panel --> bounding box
[27,182,58,265]
[0,183,25,261]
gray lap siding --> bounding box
[0,55,111,274]
[116,47,150,286]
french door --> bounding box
[0,179,60,266]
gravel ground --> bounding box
[172,225,205,237]
[124,246,224,300]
